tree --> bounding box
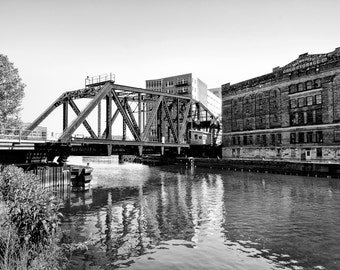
[0,54,25,131]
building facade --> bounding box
[146,73,208,106]
[222,47,340,162]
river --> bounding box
[59,156,340,270]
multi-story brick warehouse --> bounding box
[222,47,340,162]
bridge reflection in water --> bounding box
[59,158,340,270]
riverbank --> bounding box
[176,157,340,178]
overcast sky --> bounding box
[2,0,340,132]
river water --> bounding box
[59,156,340,270]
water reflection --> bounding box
[59,159,340,270]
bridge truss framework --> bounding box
[21,79,219,161]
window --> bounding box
[298,112,304,124]
[262,134,267,146]
[315,94,322,104]
[314,79,321,88]
[249,135,253,145]
[316,131,323,143]
[290,133,296,144]
[307,96,313,106]
[307,132,313,143]
[306,81,313,90]
[298,97,306,107]
[289,85,297,94]
[290,99,297,109]
[315,109,322,124]
[237,136,241,145]
[290,113,298,125]
[243,136,247,145]
[298,132,305,143]
[256,135,261,144]
[298,83,304,92]
[232,136,236,145]
[271,134,275,145]
[307,110,313,124]
[316,148,322,157]
[277,134,282,145]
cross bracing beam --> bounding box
[141,96,163,141]
[178,100,192,143]
[124,99,141,136]
[102,109,119,138]
[59,82,112,142]
[69,100,98,139]
[110,89,141,141]
[162,98,178,143]
[22,92,66,137]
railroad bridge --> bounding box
[0,74,220,165]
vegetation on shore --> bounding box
[0,165,63,269]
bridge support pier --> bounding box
[177,147,181,156]
[138,146,143,156]
[161,146,164,156]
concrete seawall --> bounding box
[176,158,340,179]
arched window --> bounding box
[297,83,304,92]
[305,81,313,90]
[289,84,297,94]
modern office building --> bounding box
[207,87,222,117]
[221,47,340,162]
[146,73,208,106]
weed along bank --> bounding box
[221,47,340,176]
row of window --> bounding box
[146,80,162,88]
[290,109,322,126]
[290,131,323,144]
[178,87,189,94]
[290,94,322,108]
[232,133,282,146]
[230,131,324,146]
[288,78,321,94]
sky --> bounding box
[2,0,340,133]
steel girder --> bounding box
[22,81,218,145]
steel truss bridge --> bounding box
[1,76,220,164]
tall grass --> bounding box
[0,165,63,270]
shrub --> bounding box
[0,165,62,268]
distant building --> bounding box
[207,88,222,117]
[146,73,208,106]
[221,47,340,162]
[146,73,221,141]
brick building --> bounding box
[222,47,340,162]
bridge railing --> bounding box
[85,73,115,86]
[0,128,49,142]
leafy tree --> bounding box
[0,54,25,131]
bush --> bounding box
[0,165,62,269]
